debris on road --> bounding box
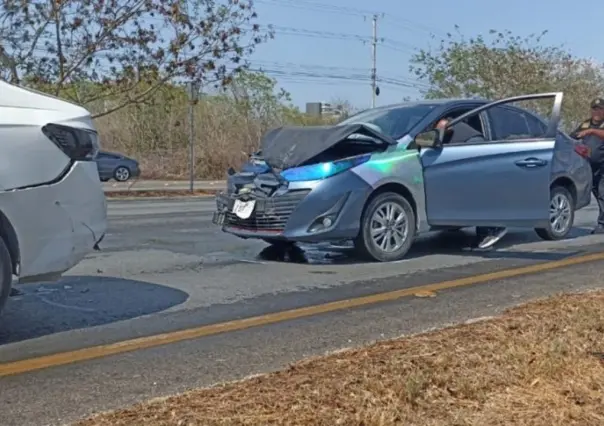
[413,290,437,298]
[75,290,604,426]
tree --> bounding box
[0,0,272,118]
[328,97,355,118]
[225,70,292,123]
[409,28,604,128]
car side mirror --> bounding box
[414,129,443,149]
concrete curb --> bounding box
[104,190,221,200]
[105,195,217,201]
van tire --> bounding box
[0,237,13,318]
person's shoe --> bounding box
[591,225,604,235]
[477,227,508,249]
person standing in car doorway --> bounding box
[435,118,508,249]
[570,98,604,234]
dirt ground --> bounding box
[76,290,604,426]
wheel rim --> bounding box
[115,167,130,181]
[549,193,572,234]
[370,201,409,253]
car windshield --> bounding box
[338,104,437,140]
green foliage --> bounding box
[410,28,604,129]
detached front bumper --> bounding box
[212,170,372,243]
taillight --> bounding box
[574,144,591,159]
[42,123,100,161]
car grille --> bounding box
[216,190,310,231]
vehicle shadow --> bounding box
[256,226,595,265]
[0,275,189,345]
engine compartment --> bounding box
[298,139,387,165]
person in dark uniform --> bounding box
[570,98,604,234]
[435,118,508,248]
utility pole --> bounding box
[371,14,378,108]
[186,81,200,192]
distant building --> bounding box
[305,101,344,117]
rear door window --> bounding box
[488,106,534,140]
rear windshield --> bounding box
[338,104,437,140]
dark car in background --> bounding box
[95,151,140,182]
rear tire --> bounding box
[0,237,13,318]
[535,186,575,240]
[354,192,416,262]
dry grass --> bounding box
[75,291,604,426]
[94,95,332,180]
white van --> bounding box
[0,81,108,316]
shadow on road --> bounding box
[0,276,189,345]
[256,226,594,265]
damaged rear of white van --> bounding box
[0,81,108,316]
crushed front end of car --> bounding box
[212,124,396,243]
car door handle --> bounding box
[515,158,548,168]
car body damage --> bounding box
[0,81,108,287]
[213,92,593,263]
[0,163,107,283]
[260,123,397,171]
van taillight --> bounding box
[42,123,99,161]
[574,144,591,159]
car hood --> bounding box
[260,123,397,170]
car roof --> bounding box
[374,98,490,111]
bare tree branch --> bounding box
[1,0,272,116]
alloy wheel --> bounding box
[549,192,572,235]
[370,201,409,253]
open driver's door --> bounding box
[420,92,563,228]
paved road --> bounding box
[1,198,604,425]
[103,179,225,192]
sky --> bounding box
[248,0,600,110]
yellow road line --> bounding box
[2,251,604,378]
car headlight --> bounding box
[280,154,371,182]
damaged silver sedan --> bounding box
[212,92,592,262]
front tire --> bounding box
[0,237,13,318]
[535,186,575,240]
[354,192,416,262]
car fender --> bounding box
[352,152,429,233]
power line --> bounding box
[0,43,430,90]
[244,60,430,88]
[248,24,418,53]
[255,0,447,37]
[245,22,426,102]
[2,13,434,100]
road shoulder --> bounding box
[77,287,604,426]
